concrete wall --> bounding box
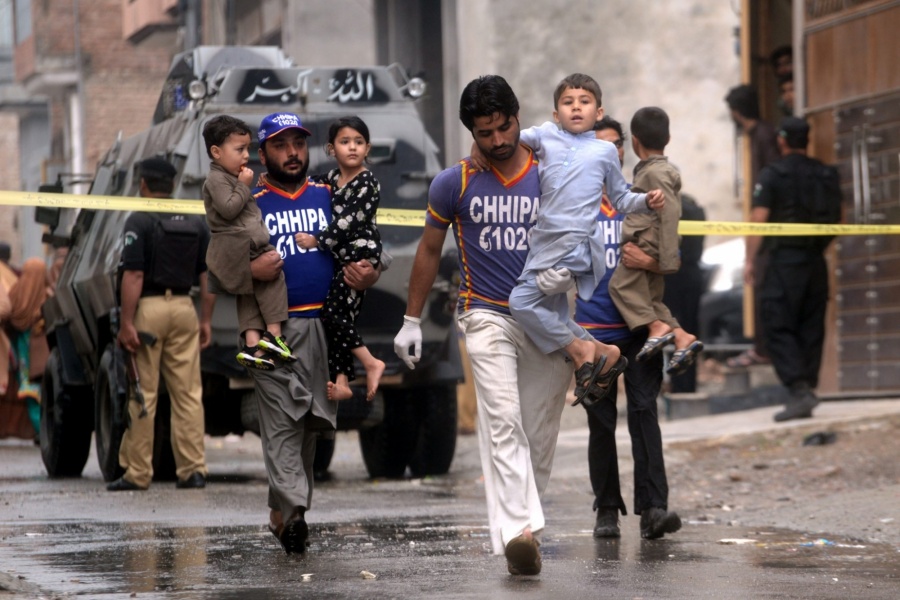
[282,1,377,66]
[452,0,743,224]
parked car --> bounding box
[698,238,750,347]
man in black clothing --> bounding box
[744,117,842,422]
[724,84,784,369]
[663,192,705,393]
[573,117,681,541]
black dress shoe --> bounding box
[593,508,621,538]
[774,390,819,422]
[107,477,147,492]
[280,516,309,554]
[505,535,541,575]
[176,472,207,489]
[640,507,682,539]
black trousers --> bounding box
[663,264,704,393]
[584,331,667,516]
[760,249,828,390]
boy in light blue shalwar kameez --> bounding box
[507,73,665,406]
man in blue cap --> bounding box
[247,113,381,553]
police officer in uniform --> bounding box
[744,117,841,422]
[107,157,216,491]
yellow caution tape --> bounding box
[3,189,899,235]
[0,189,205,215]
[676,220,900,236]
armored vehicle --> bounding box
[38,46,461,481]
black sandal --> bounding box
[666,341,703,375]
[635,332,675,362]
[573,355,608,406]
[583,356,629,406]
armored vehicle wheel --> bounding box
[95,345,126,482]
[358,388,417,478]
[409,384,457,478]
[40,349,94,478]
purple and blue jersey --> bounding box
[254,179,335,318]
[574,195,630,343]
[426,151,541,316]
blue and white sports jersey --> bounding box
[254,179,334,318]
[574,195,630,343]
[426,150,541,316]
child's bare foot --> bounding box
[672,329,698,352]
[647,319,674,341]
[565,337,595,371]
[365,359,386,401]
[592,341,621,375]
[327,380,353,401]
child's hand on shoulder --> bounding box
[238,165,254,187]
[294,232,318,249]
[468,143,490,172]
[646,189,665,210]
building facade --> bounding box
[0,0,743,266]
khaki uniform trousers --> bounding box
[457,309,572,555]
[119,293,207,487]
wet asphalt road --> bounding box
[2,427,899,599]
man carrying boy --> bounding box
[507,73,664,404]
[608,107,703,374]
[248,112,381,553]
[202,115,295,371]
[573,117,682,540]
[394,75,572,576]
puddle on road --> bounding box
[2,520,898,598]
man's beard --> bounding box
[487,143,517,162]
[264,156,308,185]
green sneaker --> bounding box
[258,332,297,362]
[236,346,276,371]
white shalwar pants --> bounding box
[457,309,572,555]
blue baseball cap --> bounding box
[258,113,311,145]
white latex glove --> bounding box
[535,267,574,295]
[393,315,423,370]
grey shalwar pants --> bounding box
[247,316,336,517]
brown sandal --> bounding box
[726,348,769,368]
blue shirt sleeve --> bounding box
[519,124,543,153]
[426,163,464,229]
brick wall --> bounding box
[0,112,21,264]
[24,0,175,172]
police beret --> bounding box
[139,157,177,181]
[779,116,809,137]
[778,117,809,148]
